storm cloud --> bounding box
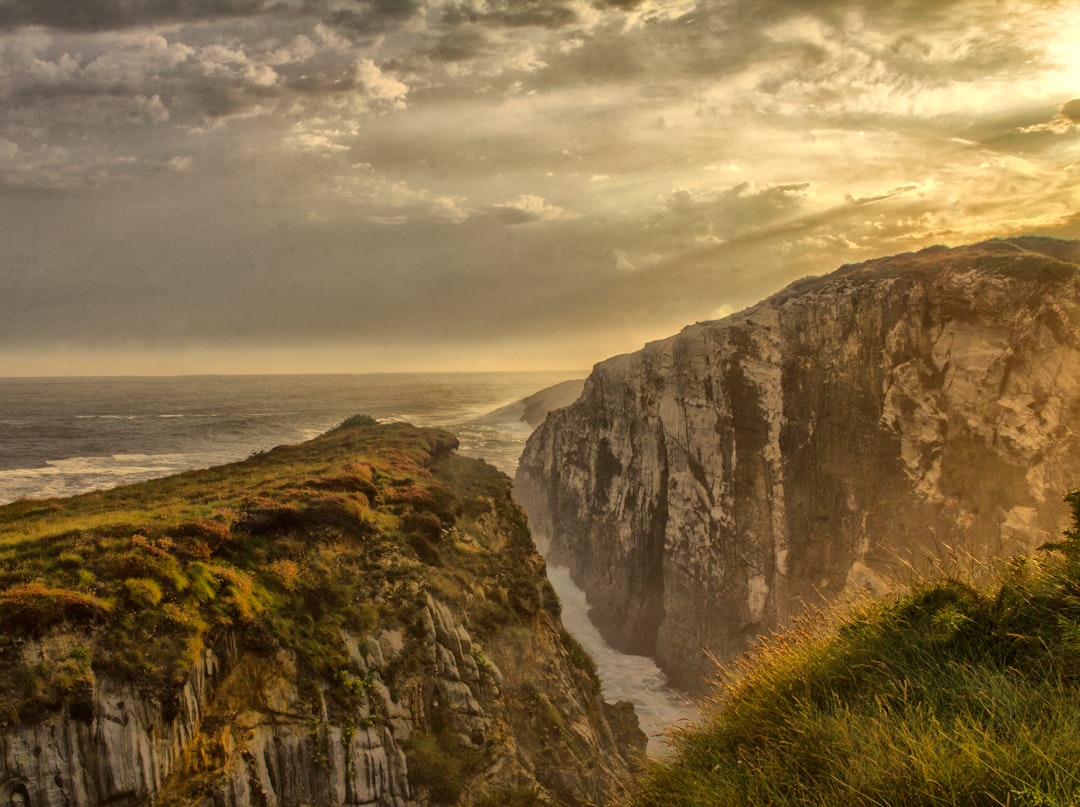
[2,0,1079,375]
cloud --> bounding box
[0,19,419,137]
[2,0,1080,371]
[1019,98,1080,134]
[0,138,116,192]
[301,167,475,225]
[492,194,576,224]
[165,155,192,171]
[663,181,815,227]
[288,131,351,153]
[354,58,409,109]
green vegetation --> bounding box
[324,413,379,433]
[476,785,545,807]
[559,628,601,694]
[405,730,479,804]
[0,419,551,726]
[628,492,1080,806]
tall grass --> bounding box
[628,492,1080,806]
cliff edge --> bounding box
[515,236,1080,691]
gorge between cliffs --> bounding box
[516,236,1080,693]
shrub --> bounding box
[406,732,474,805]
[403,511,445,542]
[326,413,378,433]
[185,561,218,603]
[267,559,301,591]
[560,629,600,693]
[124,577,164,609]
[170,519,231,558]
[0,583,113,635]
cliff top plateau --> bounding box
[659,236,1080,356]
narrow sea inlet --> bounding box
[0,372,695,752]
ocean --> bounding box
[0,372,695,749]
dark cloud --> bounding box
[0,192,599,346]
[425,28,491,63]
[1062,98,1080,123]
[0,0,270,31]
[525,28,644,89]
[0,0,428,34]
[189,82,251,117]
[439,1,578,30]
[492,206,539,225]
[660,182,816,241]
[316,0,422,38]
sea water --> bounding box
[0,373,695,750]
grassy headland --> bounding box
[628,492,1080,806]
[0,418,561,727]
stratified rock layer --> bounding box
[516,237,1080,691]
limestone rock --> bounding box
[515,237,1080,691]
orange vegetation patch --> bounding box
[0,582,113,634]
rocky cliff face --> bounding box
[0,422,643,807]
[3,599,634,807]
[515,237,1080,691]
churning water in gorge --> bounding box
[0,373,696,752]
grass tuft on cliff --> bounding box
[0,417,556,726]
[628,491,1080,806]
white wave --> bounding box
[545,565,698,755]
[0,453,200,504]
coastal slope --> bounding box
[515,237,1080,691]
[629,492,1080,805]
[0,419,643,807]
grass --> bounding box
[628,491,1080,807]
[0,417,555,726]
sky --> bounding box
[2,0,1079,376]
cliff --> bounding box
[0,420,643,807]
[515,236,1080,691]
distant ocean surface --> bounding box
[0,373,567,504]
[0,372,695,749]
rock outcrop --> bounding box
[0,422,643,806]
[515,237,1080,691]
